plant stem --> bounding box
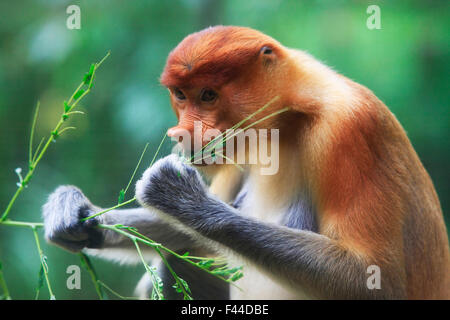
[79,253,104,300]
[31,227,55,300]
[29,101,40,166]
[81,197,137,222]
[150,133,167,166]
[97,280,139,300]
[155,247,192,299]
[0,188,24,222]
[123,142,149,196]
[98,224,161,248]
[0,220,43,228]
[0,264,11,300]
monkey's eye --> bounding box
[200,88,218,102]
[261,46,273,55]
[172,88,186,100]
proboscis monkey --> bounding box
[43,26,449,299]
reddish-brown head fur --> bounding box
[160,26,281,89]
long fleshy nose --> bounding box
[167,125,195,150]
[167,126,186,138]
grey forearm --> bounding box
[168,198,402,299]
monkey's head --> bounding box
[160,26,291,164]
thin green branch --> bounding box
[80,197,137,222]
[150,133,167,166]
[0,262,11,300]
[79,253,104,300]
[31,227,55,300]
[67,82,85,106]
[29,101,40,166]
[97,280,139,300]
[58,126,77,136]
[98,224,161,248]
[31,137,45,164]
[123,142,149,196]
[0,220,43,228]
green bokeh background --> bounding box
[0,0,448,299]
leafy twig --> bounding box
[0,52,110,222]
[98,224,243,293]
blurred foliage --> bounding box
[0,0,448,299]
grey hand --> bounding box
[42,186,103,252]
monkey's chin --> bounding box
[191,162,208,167]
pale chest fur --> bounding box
[227,179,316,299]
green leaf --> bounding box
[51,130,59,140]
[231,271,244,282]
[198,259,214,269]
[73,89,85,100]
[118,189,125,204]
[79,257,87,270]
[37,265,44,290]
[64,101,70,113]
[211,269,228,276]
[173,278,191,294]
[83,64,95,84]
[173,282,182,293]
[35,265,45,299]
[149,266,164,300]
[180,278,191,295]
